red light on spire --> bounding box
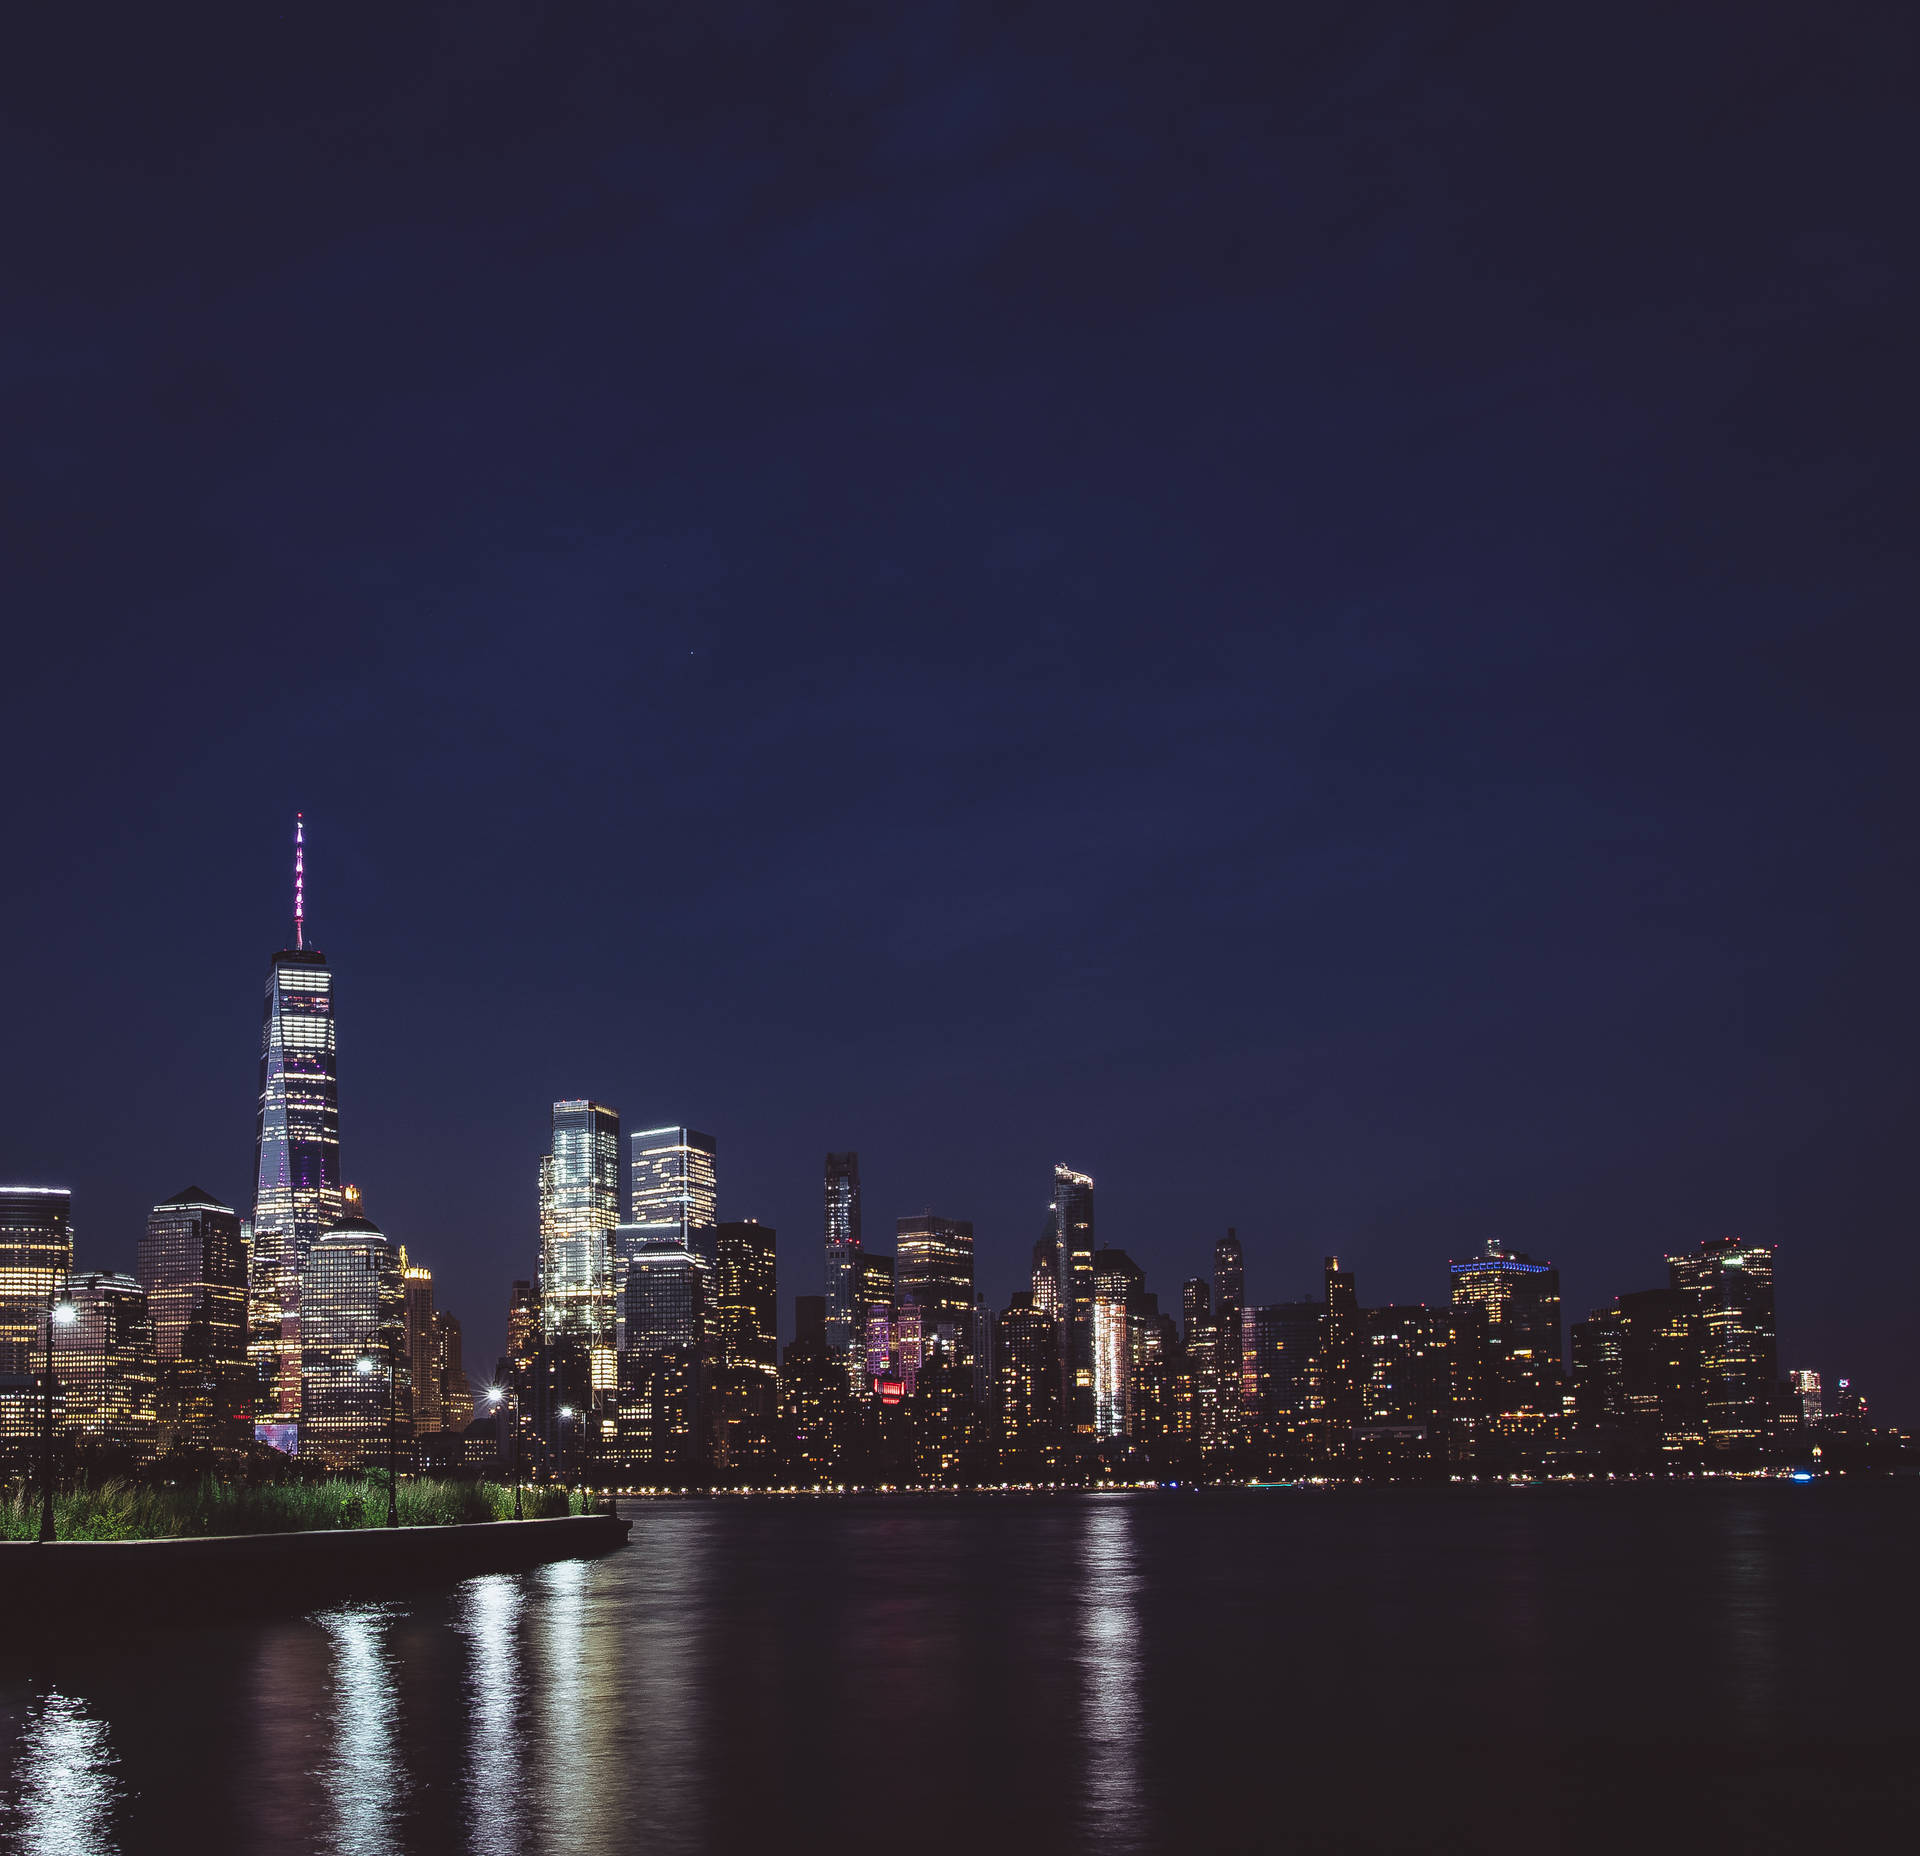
[294,813,305,950]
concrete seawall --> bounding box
[2,1510,631,1627]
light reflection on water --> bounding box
[1078,1498,1141,1848]
[316,1604,407,1856]
[2,1689,119,1856]
[457,1576,526,1856]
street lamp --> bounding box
[356,1342,399,1528]
[559,1405,577,1508]
[39,1288,77,1544]
[487,1384,523,1519]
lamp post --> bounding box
[39,1285,77,1544]
[559,1405,575,1510]
[355,1343,400,1528]
[488,1385,522,1519]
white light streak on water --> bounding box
[457,1575,527,1856]
[316,1604,406,1856]
[1078,1499,1142,1848]
[4,1689,119,1856]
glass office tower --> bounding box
[629,1128,718,1258]
[896,1213,975,1357]
[250,829,342,1431]
[138,1186,250,1452]
[1668,1236,1777,1450]
[1449,1242,1564,1428]
[539,1100,622,1390]
[1051,1165,1096,1449]
[0,1186,72,1377]
[300,1205,406,1469]
[54,1272,157,1459]
[402,1251,440,1435]
[823,1152,862,1366]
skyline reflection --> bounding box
[457,1576,527,1856]
[1078,1498,1142,1848]
[317,1604,407,1856]
[2,1689,119,1856]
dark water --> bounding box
[3,1483,1916,1854]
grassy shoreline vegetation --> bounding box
[1,1477,586,1541]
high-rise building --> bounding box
[300,1203,406,1469]
[1614,1288,1706,1451]
[1092,1248,1145,1441]
[1031,1236,1060,1323]
[855,1250,895,1386]
[712,1220,778,1471]
[1214,1231,1244,1328]
[1448,1243,1563,1429]
[138,1186,250,1454]
[628,1127,719,1264]
[1790,1368,1823,1428]
[1,1187,73,1377]
[1668,1237,1777,1450]
[434,1310,472,1430]
[714,1221,778,1376]
[995,1292,1062,1478]
[1314,1256,1364,1445]
[505,1280,539,1387]
[823,1152,862,1363]
[539,1100,622,1393]
[1360,1305,1450,1444]
[1240,1301,1321,1461]
[1051,1165,1096,1451]
[54,1272,157,1459]
[401,1251,441,1436]
[897,1214,975,1359]
[618,1241,710,1472]
[1182,1277,1210,1350]
[250,817,344,1428]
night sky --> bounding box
[5,4,1915,1415]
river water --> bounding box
[2,1482,1914,1853]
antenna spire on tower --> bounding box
[294,813,305,950]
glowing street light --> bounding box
[39,1289,77,1543]
[487,1384,523,1519]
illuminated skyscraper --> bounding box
[1667,1237,1777,1450]
[995,1292,1062,1478]
[713,1220,778,1470]
[0,1186,72,1377]
[1051,1165,1096,1450]
[539,1100,622,1391]
[628,1128,718,1260]
[1449,1243,1563,1429]
[138,1187,250,1453]
[1314,1256,1364,1446]
[1211,1230,1246,1451]
[434,1310,472,1430]
[823,1152,862,1364]
[1241,1300,1322,1460]
[897,1213,975,1359]
[618,1240,710,1472]
[505,1280,538,1388]
[855,1248,895,1379]
[401,1251,440,1435]
[249,817,343,1427]
[300,1204,406,1469]
[1790,1368,1822,1428]
[714,1221,778,1375]
[54,1272,157,1459]
[1092,1248,1145,1441]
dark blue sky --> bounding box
[5,3,1915,1413]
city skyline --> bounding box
[5,7,1915,1427]
[0,832,1895,1425]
